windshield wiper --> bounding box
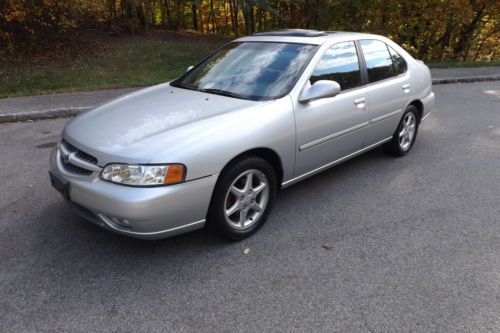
[198,88,245,99]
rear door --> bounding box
[357,39,411,145]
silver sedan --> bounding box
[49,30,435,240]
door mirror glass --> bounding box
[299,80,341,103]
[186,65,194,72]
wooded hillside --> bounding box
[1,0,498,61]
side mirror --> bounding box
[186,65,194,72]
[299,80,341,103]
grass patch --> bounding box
[1,31,498,98]
[427,60,500,68]
[0,31,229,98]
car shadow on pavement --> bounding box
[24,202,230,286]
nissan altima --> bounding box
[49,29,435,240]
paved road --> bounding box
[1,82,499,332]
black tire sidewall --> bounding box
[386,105,419,156]
[207,157,277,240]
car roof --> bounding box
[235,30,384,46]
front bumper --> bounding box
[49,147,218,239]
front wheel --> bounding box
[384,105,419,157]
[207,157,277,240]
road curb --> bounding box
[431,75,500,85]
[1,76,499,123]
[0,107,91,123]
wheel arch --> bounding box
[408,99,424,122]
[219,147,284,189]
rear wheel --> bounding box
[384,105,419,156]
[207,157,277,240]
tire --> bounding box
[384,105,419,157]
[207,157,277,240]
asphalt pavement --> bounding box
[0,81,499,332]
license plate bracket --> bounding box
[49,171,70,200]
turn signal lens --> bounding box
[164,164,185,184]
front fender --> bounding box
[148,97,296,182]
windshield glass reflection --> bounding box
[172,42,318,101]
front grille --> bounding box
[61,139,98,165]
[60,155,93,175]
[59,139,98,176]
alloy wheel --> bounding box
[223,169,270,230]
[399,112,417,151]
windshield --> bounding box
[171,42,318,101]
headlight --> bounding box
[100,164,186,186]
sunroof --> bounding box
[253,29,327,37]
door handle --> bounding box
[353,97,366,105]
[353,97,366,110]
[402,84,410,93]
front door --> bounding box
[293,41,369,177]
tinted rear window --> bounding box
[360,39,395,83]
[388,46,407,75]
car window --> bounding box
[360,39,395,83]
[388,46,407,75]
[310,41,361,91]
[172,42,318,101]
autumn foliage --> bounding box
[0,0,498,61]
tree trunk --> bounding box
[192,4,198,30]
[228,0,238,35]
[221,0,228,34]
[242,1,254,35]
[453,3,486,59]
[473,28,498,61]
[143,0,152,33]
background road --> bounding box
[1,82,499,332]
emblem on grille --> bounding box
[62,151,74,164]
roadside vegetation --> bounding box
[1,30,498,98]
[0,0,498,97]
[0,32,229,98]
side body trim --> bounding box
[299,122,369,151]
[299,109,401,152]
[283,137,392,188]
[369,109,402,124]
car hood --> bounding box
[63,83,263,163]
